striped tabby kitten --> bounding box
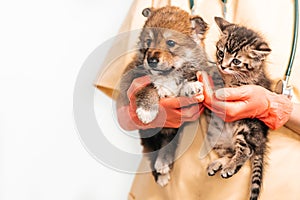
[206,17,271,200]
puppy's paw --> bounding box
[154,157,171,175]
[181,81,203,97]
[136,106,159,124]
[156,86,173,98]
[156,173,170,187]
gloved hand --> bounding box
[198,71,293,130]
[117,76,204,131]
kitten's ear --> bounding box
[214,17,231,33]
[256,43,271,54]
[250,42,272,59]
[191,16,208,36]
[142,8,153,18]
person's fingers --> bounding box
[156,106,181,128]
[258,93,293,129]
[194,94,205,102]
[160,96,200,109]
[182,111,201,122]
[180,104,202,118]
[196,71,202,80]
[182,104,205,122]
[203,98,248,122]
[155,103,203,127]
[198,71,214,99]
[215,85,252,101]
[164,120,181,128]
[127,75,151,100]
[199,71,254,118]
[198,71,227,116]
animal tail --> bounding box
[250,154,264,200]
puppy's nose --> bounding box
[147,57,159,68]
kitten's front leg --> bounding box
[180,81,204,98]
[135,85,160,124]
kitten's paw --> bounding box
[156,173,170,187]
[220,162,241,179]
[136,106,159,124]
[181,81,204,98]
[207,160,223,176]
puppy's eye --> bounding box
[232,58,241,65]
[166,40,176,47]
[217,49,224,58]
[146,39,152,47]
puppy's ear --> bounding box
[214,17,231,33]
[142,8,152,18]
[191,16,208,36]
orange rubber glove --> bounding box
[199,71,293,130]
[117,76,204,131]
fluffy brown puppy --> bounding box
[117,6,208,186]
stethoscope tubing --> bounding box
[285,0,299,83]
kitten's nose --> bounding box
[221,66,226,70]
[147,57,159,68]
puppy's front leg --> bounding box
[180,81,204,98]
[135,85,160,124]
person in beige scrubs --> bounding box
[96,0,300,199]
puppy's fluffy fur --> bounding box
[117,6,208,186]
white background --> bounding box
[0,0,138,199]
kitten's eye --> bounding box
[232,58,241,65]
[217,50,224,58]
[166,40,176,47]
[146,39,152,47]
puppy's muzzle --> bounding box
[147,56,159,68]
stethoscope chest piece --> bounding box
[275,79,293,99]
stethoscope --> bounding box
[275,0,298,98]
[190,0,298,98]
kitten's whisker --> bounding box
[233,71,249,84]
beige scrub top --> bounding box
[95,0,300,199]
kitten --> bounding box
[206,17,272,200]
[117,6,208,187]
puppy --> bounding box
[117,6,208,186]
